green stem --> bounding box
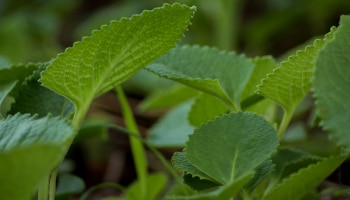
[116,86,148,198]
[38,169,57,200]
[277,110,293,139]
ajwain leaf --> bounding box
[185,112,278,185]
[314,15,350,150]
[41,3,196,117]
[147,101,195,147]
[263,155,346,200]
[147,45,255,111]
[257,27,336,113]
[188,93,228,127]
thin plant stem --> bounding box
[38,169,57,200]
[116,86,148,198]
[278,109,293,139]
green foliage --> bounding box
[147,45,255,110]
[1,2,350,200]
[0,114,74,200]
[314,15,350,150]
[41,4,196,126]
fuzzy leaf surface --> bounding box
[186,112,278,184]
[263,155,346,200]
[257,27,336,112]
[41,3,195,113]
[147,45,255,110]
[314,15,350,150]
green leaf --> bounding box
[56,174,85,197]
[244,160,274,192]
[257,27,336,113]
[242,56,276,114]
[10,67,74,118]
[188,93,228,127]
[126,173,167,200]
[147,101,195,147]
[185,112,278,185]
[263,155,346,200]
[139,84,199,112]
[166,172,253,200]
[0,63,41,95]
[0,114,74,151]
[147,45,255,110]
[172,152,216,182]
[0,114,74,200]
[41,3,196,120]
[0,81,17,118]
[314,15,350,150]
[0,145,64,200]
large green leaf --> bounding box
[314,15,350,150]
[257,27,336,113]
[185,112,278,185]
[0,114,74,200]
[147,45,255,110]
[41,3,195,118]
[263,155,346,200]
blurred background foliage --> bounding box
[1,0,350,199]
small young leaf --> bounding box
[147,45,255,110]
[147,101,195,147]
[263,155,346,200]
[188,93,228,127]
[186,112,278,185]
[314,15,350,150]
[41,3,196,116]
[257,27,336,113]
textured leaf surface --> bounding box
[147,101,195,147]
[188,93,227,127]
[186,112,278,184]
[263,155,346,200]
[314,15,350,150]
[0,63,41,96]
[147,45,255,110]
[0,114,74,200]
[0,114,74,151]
[41,4,195,114]
[244,160,274,192]
[257,27,336,112]
[10,67,74,118]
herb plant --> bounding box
[0,2,349,200]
